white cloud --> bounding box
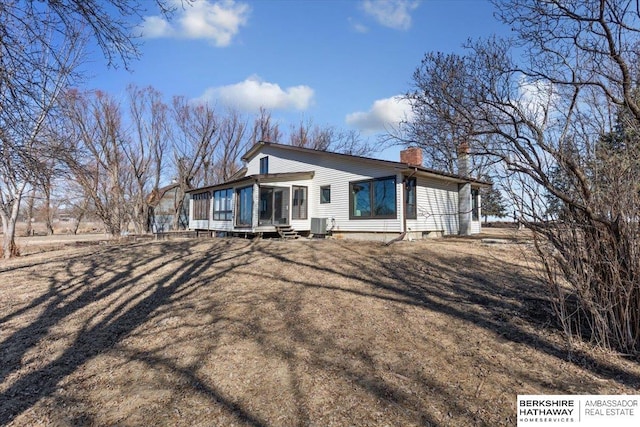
[348,17,369,33]
[197,76,315,111]
[140,0,250,47]
[361,0,419,31]
[518,76,557,127]
[346,95,414,134]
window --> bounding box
[192,191,210,220]
[405,177,417,219]
[292,186,307,219]
[236,186,253,226]
[213,188,233,221]
[320,185,331,204]
[259,156,269,174]
[349,176,397,219]
[472,188,480,221]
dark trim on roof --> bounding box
[241,141,491,186]
[227,166,247,181]
[405,167,492,186]
[186,171,315,193]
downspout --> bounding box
[402,167,418,236]
[207,190,211,236]
[385,169,415,246]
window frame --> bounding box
[236,185,254,227]
[349,176,397,220]
[259,156,269,175]
[192,191,211,221]
[292,185,308,220]
[471,188,480,221]
[405,177,417,220]
[213,188,233,221]
[320,185,331,204]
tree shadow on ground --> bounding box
[0,239,270,426]
[256,240,640,390]
[1,237,638,426]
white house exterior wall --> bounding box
[406,176,459,235]
[247,146,403,233]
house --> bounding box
[147,183,188,232]
[187,141,490,240]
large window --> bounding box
[405,177,417,219]
[213,188,233,221]
[236,186,253,227]
[192,191,210,220]
[350,176,397,219]
[472,188,479,221]
[320,185,331,204]
[260,156,269,174]
[292,186,307,219]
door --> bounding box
[258,186,289,225]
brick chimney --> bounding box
[400,147,423,166]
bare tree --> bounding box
[22,189,37,237]
[288,118,373,155]
[125,85,169,233]
[60,90,131,237]
[211,109,250,184]
[394,52,492,177]
[170,97,218,230]
[250,107,282,144]
[0,0,179,257]
[5,0,180,69]
[404,0,640,353]
[0,5,83,258]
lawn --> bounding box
[1,235,639,426]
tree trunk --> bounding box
[1,193,23,259]
[172,186,186,231]
[24,189,36,237]
[44,180,54,235]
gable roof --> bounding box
[243,141,491,186]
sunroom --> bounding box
[188,171,315,234]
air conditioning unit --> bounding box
[311,217,327,235]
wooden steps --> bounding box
[275,225,300,240]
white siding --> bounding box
[406,176,459,235]
[246,146,403,232]
[190,145,482,236]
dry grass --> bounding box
[1,234,639,426]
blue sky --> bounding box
[86,0,508,160]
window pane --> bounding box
[260,157,268,174]
[320,186,330,203]
[406,178,416,219]
[212,189,233,221]
[472,189,479,221]
[225,189,233,211]
[352,181,371,217]
[373,178,395,216]
[292,186,307,219]
[237,186,253,226]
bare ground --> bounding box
[1,232,639,426]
